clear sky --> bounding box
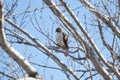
[1,0,119,80]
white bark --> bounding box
[79,0,120,38]
[5,18,79,80]
[16,77,40,80]
[43,0,114,79]
[79,0,120,79]
[0,0,43,79]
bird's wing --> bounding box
[62,32,69,49]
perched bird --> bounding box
[55,27,69,56]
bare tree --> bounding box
[0,0,120,80]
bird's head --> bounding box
[56,27,63,33]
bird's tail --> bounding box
[62,48,69,57]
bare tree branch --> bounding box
[2,0,120,80]
[43,0,113,80]
[98,19,118,61]
[0,71,16,79]
[5,18,79,80]
[79,0,120,79]
[79,0,120,38]
[0,0,43,79]
[118,0,120,22]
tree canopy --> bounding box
[0,0,120,80]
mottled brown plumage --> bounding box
[55,27,69,56]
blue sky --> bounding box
[1,0,119,80]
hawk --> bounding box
[55,27,69,56]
